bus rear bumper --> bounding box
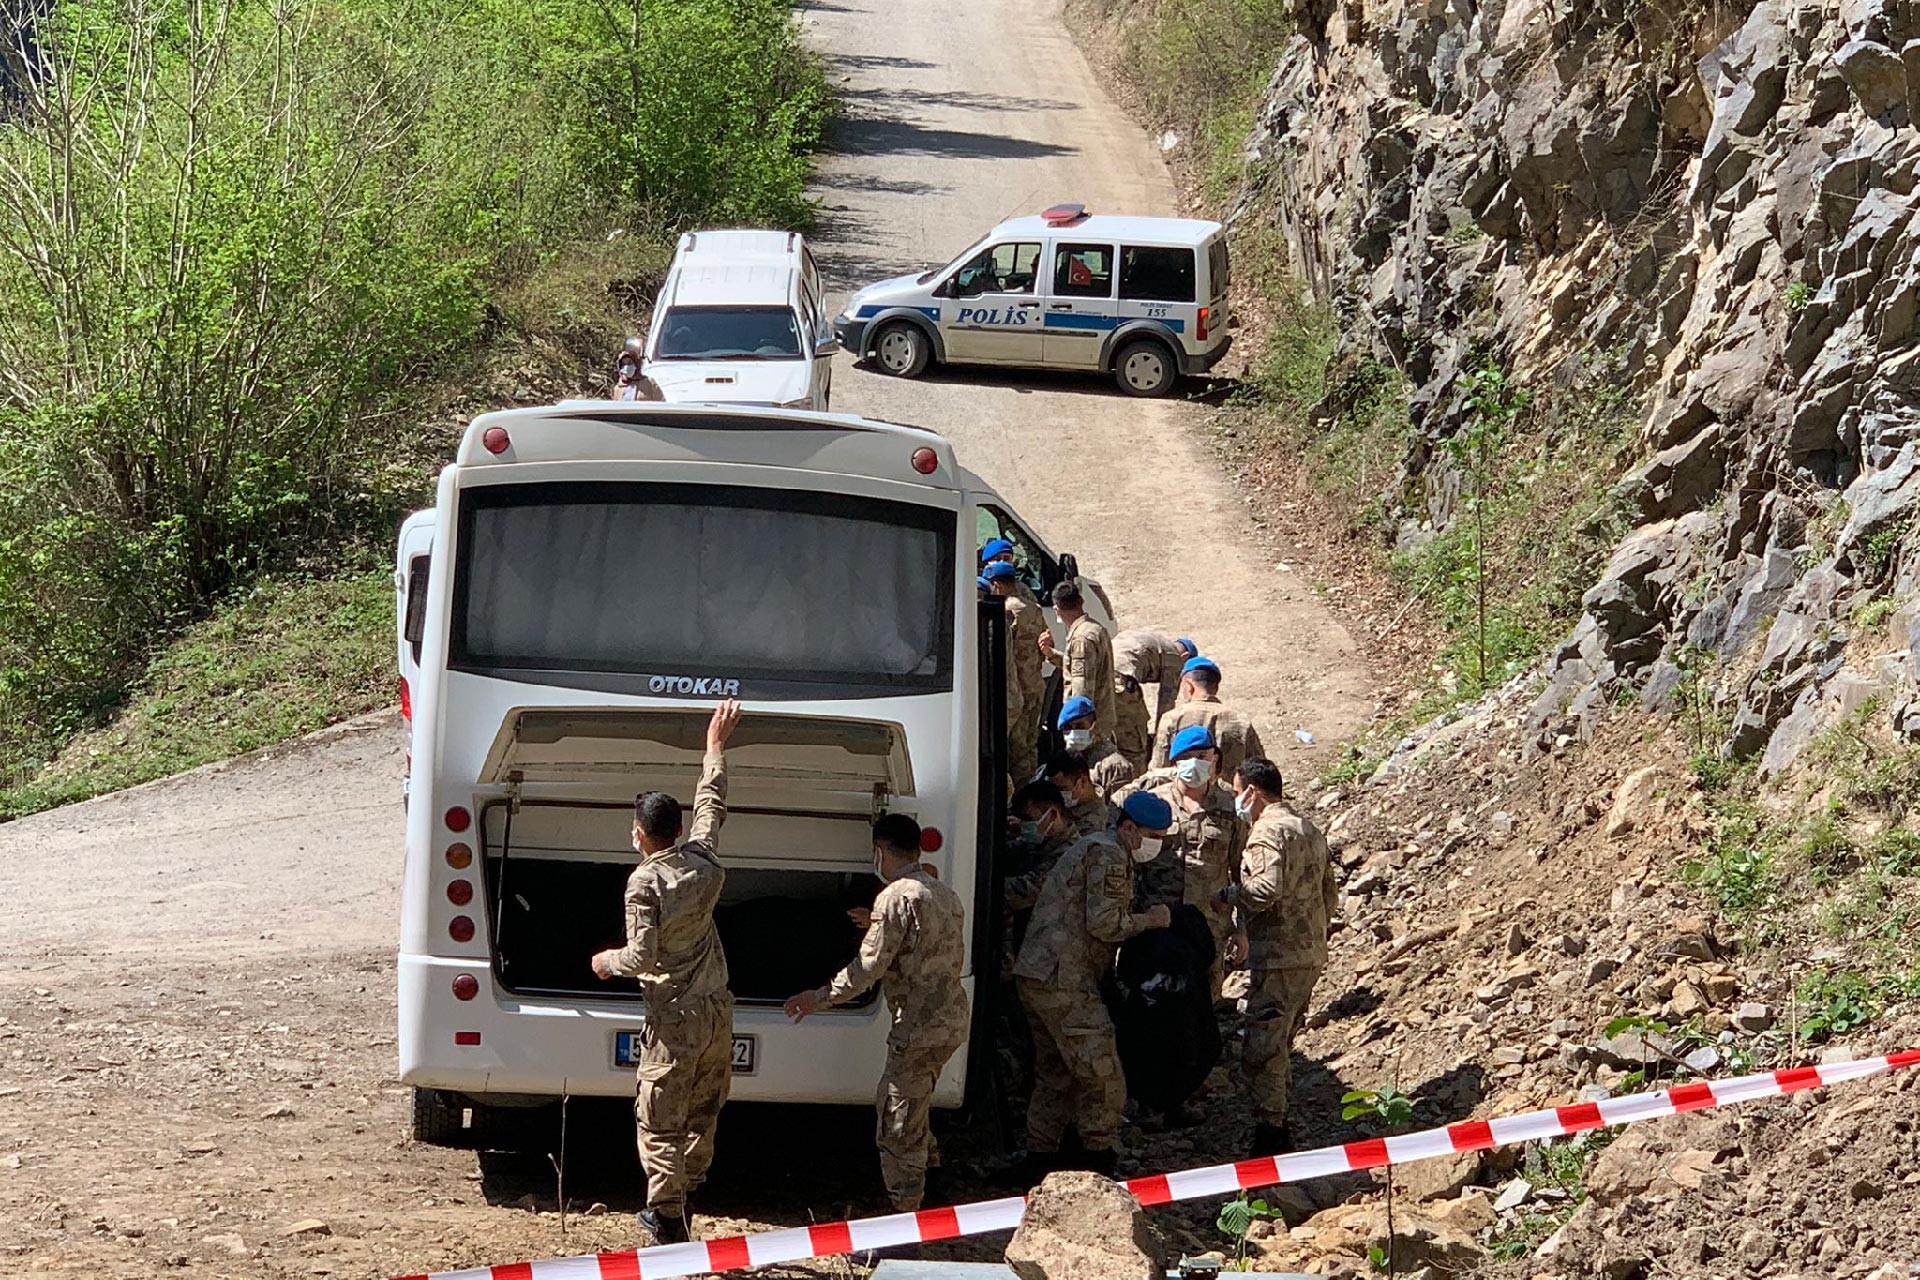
[397,954,968,1106]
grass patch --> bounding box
[1487,1130,1617,1260]
[2,569,394,818]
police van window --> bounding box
[953,242,1041,298]
[1053,244,1114,298]
[1118,246,1196,302]
[1207,238,1231,296]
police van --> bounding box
[641,229,839,411]
[392,401,1115,1142]
[833,205,1231,397]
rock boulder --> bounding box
[1005,1170,1162,1280]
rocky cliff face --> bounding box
[1244,0,1920,768]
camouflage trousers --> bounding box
[1112,680,1151,773]
[1016,978,1125,1154]
[633,991,733,1215]
[876,1020,969,1210]
[1241,965,1320,1126]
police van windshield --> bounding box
[451,482,956,698]
[654,306,803,360]
[918,236,988,286]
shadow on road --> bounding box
[836,85,1079,114]
[832,357,1246,407]
[828,116,1078,161]
[824,52,938,70]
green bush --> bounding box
[0,0,825,786]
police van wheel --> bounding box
[873,322,930,378]
[410,1087,471,1147]
[1114,340,1176,397]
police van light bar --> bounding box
[1041,203,1088,226]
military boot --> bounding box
[637,1207,690,1245]
[1250,1122,1293,1157]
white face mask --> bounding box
[1132,834,1163,864]
[1176,757,1213,787]
[874,850,907,882]
[1233,790,1256,823]
[1063,728,1093,751]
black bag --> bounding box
[1106,903,1221,1113]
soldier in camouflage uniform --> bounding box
[786,814,969,1211]
[1111,631,1196,769]
[1037,580,1115,736]
[593,700,742,1245]
[1055,695,1138,797]
[1117,724,1247,994]
[1214,756,1339,1155]
[1150,655,1266,782]
[1013,790,1175,1176]
[986,560,1045,783]
[1043,749,1119,836]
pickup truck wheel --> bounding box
[1114,339,1176,398]
[873,321,931,378]
[410,1087,470,1147]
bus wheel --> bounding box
[873,321,931,378]
[1114,339,1176,397]
[410,1087,471,1147]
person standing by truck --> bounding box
[784,814,968,1212]
[1012,790,1174,1177]
[1038,581,1115,735]
[1215,756,1338,1155]
[591,700,742,1245]
[986,559,1045,783]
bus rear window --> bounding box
[451,482,955,697]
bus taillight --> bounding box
[445,806,471,833]
[911,447,938,474]
[447,880,473,906]
[445,843,472,870]
[449,915,475,943]
[451,975,479,1001]
[399,676,412,721]
[919,826,944,853]
[482,427,510,454]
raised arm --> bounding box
[686,700,741,849]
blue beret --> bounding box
[1169,724,1217,760]
[1121,790,1174,832]
[1181,655,1220,678]
[1057,695,1096,729]
[981,538,1014,562]
[983,560,1018,581]
[1176,637,1197,658]
[976,575,991,592]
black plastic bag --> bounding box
[1106,903,1220,1113]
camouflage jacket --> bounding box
[1005,593,1046,712]
[600,752,731,1007]
[1063,615,1116,735]
[1150,695,1266,781]
[1012,831,1153,994]
[823,867,969,1038]
[1231,803,1338,970]
[1112,629,1189,721]
[1116,767,1246,913]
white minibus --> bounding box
[394,402,1108,1142]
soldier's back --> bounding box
[632,848,729,1005]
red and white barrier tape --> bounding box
[398,1048,1920,1280]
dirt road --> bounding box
[807,0,1372,749]
[0,2,1376,1276]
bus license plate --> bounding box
[613,1031,757,1075]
